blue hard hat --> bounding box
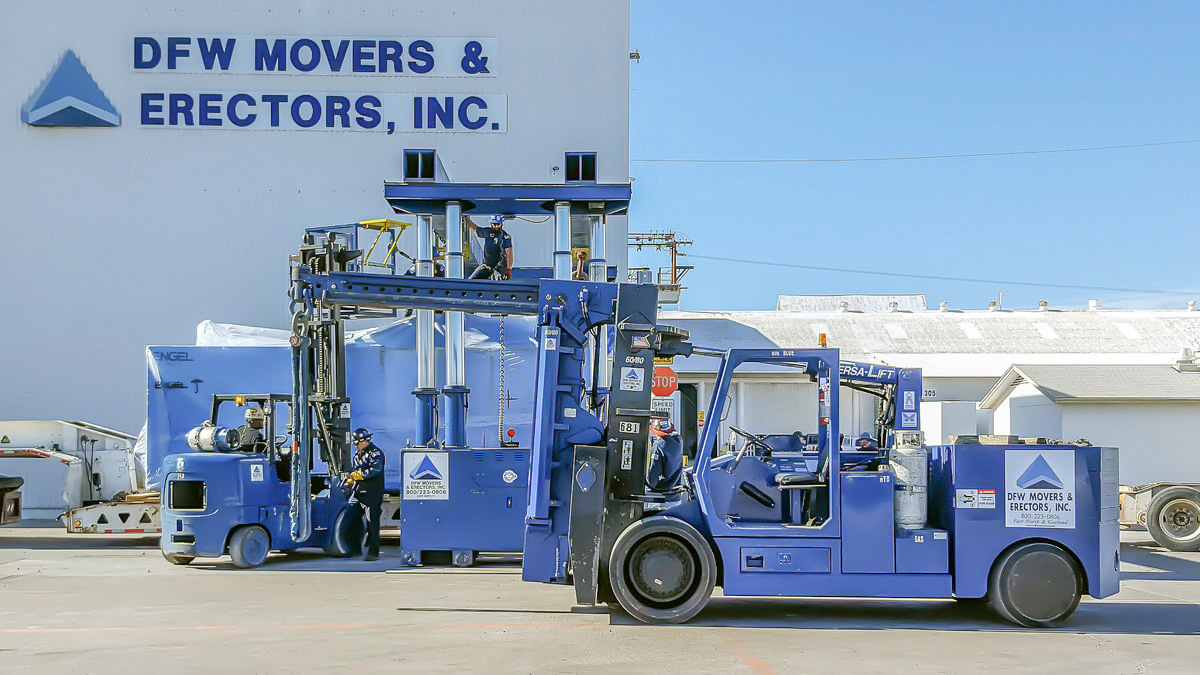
[352,428,372,443]
[859,432,873,439]
[489,215,505,224]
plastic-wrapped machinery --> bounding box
[889,430,928,529]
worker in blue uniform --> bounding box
[344,427,385,560]
[856,432,878,452]
[468,215,514,280]
[647,420,684,493]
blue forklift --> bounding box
[159,394,359,567]
[558,347,1120,626]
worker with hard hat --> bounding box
[647,419,684,493]
[856,432,879,453]
[468,214,514,280]
[344,427,385,560]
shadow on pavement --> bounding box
[608,597,1200,635]
[1120,540,1200,581]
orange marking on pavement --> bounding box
[725,639,777,674]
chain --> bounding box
[498,315,506,444]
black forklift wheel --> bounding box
[608,516,716,625]
[987,541,1082,627]
[162,551,195,566]
[229,525,271,568]
[324,508,363,557]
[1146,487,1200,552]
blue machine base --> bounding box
[399,446,530,566]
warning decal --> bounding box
[403,452,450,500]
[619,367,645,392]
[1004,450,1075,529]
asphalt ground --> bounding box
[0,523,1197,673]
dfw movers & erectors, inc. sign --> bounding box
[132,35,505,133]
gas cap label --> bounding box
[1004,450,1075,529]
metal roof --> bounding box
[776,294,928,312]
[660,308,1200,376]
[979,364,1200,408]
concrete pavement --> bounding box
[0,525,1196,673]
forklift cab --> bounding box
[203,394,303,487]
[696,349,843,531]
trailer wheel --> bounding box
[162,552,194,566]
[1146,487,1200,552]
[608,516,716,625]
[229,525,271,568]
[987,541,1082,627]
[324,507,362,557]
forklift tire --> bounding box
[162,551,194,566]
[229,525,271,569]
[987,541,1082,627]
[608,516,716,625]
[324,508,362,557]
[1146,487,1200,552]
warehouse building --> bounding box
[655,295,1200,484]
[0,1,632,431]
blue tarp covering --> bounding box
[146,315,538,491]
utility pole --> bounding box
[628,230,693,306]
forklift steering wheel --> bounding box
[729,426,772,469]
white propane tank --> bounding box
[889,430,928,530]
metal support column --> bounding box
[442,201,469,447]
[413,215,438,446]
[589,215,610,391]
[553,201,572,279]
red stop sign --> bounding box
[652,366,678,397]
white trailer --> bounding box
[1120,482,1200,551]
[0,421,153,531]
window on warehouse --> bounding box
[564,152,597,182]
[404,149,436,181]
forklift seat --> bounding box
[774,471,821,488]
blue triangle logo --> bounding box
[409,454,443,480]
[1016,454,1063,489]
[22,50,120,127]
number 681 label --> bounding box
[618,421,640,434]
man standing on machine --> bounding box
[344,428,385,560]
[647,420,684,493]
[468,215,514,279]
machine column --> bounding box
[553,201,572,279]
[589,215,611,391]
[442,201,469,447]
[413,214,438,446]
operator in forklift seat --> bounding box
[647,420,683,493]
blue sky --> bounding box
[627,2,1200,311]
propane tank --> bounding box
[889,430,928,530]
[186,423,237,452]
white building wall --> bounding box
[1062,402,1200,486]
[993,382,1062,439]
[0,1,631,431]
[920,401,979,445]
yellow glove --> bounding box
[349,470,364,481]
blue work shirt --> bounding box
[475,226,513,269]
[350,442,385,503]
[647,433,683,492]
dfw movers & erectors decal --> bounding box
[403,452,449,500]
[131,35,505,133]
[1004,450,1075,529]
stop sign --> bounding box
[652,365,678,397]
